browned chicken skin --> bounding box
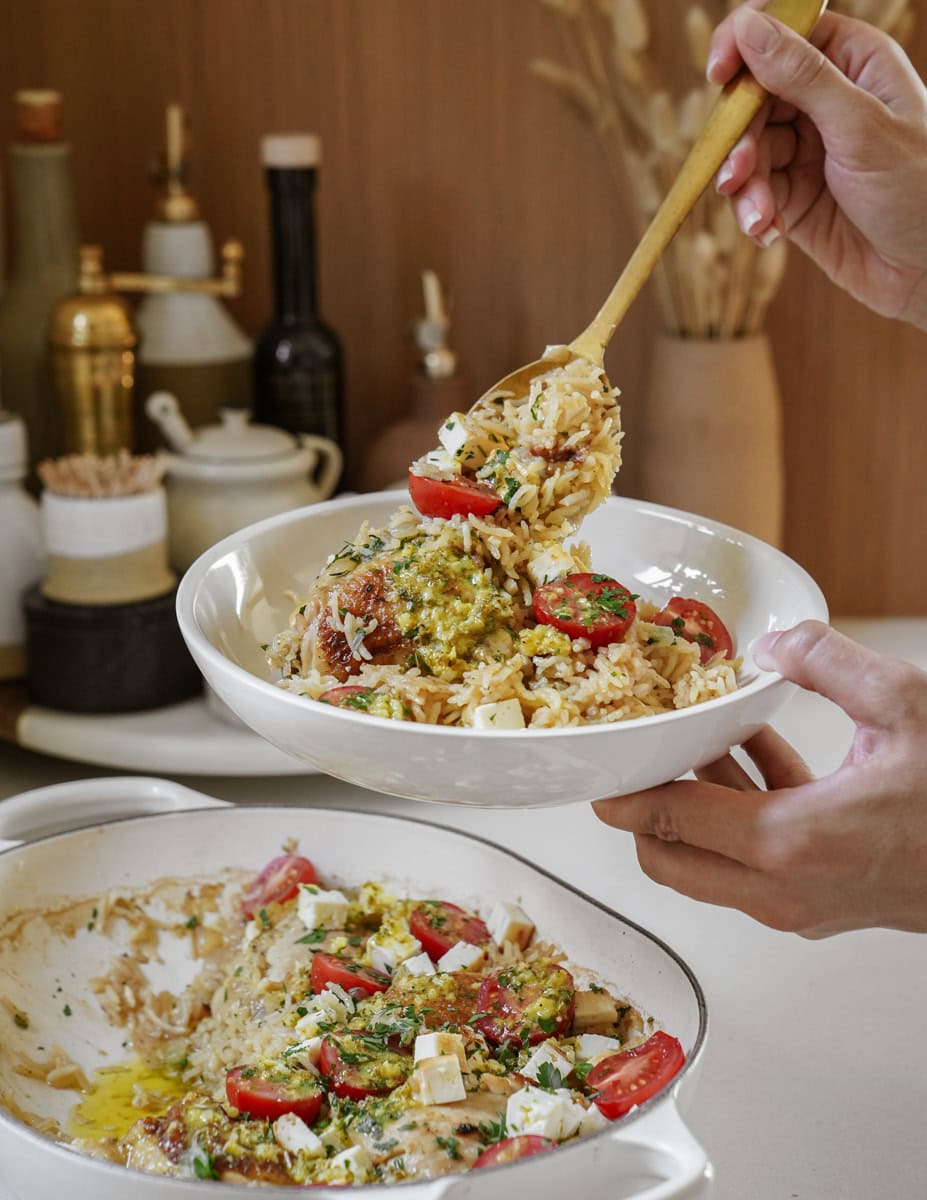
[314,563,410,682]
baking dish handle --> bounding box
[600,1097,712,1199]
[0,776,229,852]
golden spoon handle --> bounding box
[569,0,827,365]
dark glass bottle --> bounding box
[253,134,344,485]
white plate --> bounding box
[14,692,316,777]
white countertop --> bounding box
[1,617,925,1198]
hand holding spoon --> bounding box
[477,0,827,400]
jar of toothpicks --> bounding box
[23,450,202,712]
[532,0,916,543]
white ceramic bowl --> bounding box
[177,492,827,808]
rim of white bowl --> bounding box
[177,491,829,739]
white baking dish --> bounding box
[0,778,711,1199]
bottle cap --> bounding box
[261,133,322,169]
[14,89,63,143]
[0,411,28,480]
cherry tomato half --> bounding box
[409,901,491,962]
[226,1065,324,1123]
[586,1031,685,1120]
[408,472,502,520]
[475,962,575,1048]
[533,574,637,648]
[319,685,373,709]
[311,952,391,997]
[319,1031,413,1100]
[473,1135,556,1168]
[241,854,318,920]
[652,597,734,665]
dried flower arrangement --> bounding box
[532,0,916,338]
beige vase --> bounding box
[638,332,784,546]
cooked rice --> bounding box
[268,348,740,725]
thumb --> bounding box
[751,620,919,729]
[733,7,875,145]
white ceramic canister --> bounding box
[147,391,342,572]
[0,413,45,679]
[41,486,175,605]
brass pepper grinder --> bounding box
[49,240,244,456]
[50,245,136,456]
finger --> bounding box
[706,0,769,85]
[732,178,780,244]
[632,835,790,928]
[742,726,814,790]
[717,132,758,196]
[592,779,773,867]
[731,8,888,163]
[766,122,798,171]
[694,752,756,791]
[751,621,927,729]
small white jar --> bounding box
[0,413,44,679]
[41,486,175,605]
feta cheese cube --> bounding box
[394,951,436,980]
[574,1033,622,1062]
[328,1145,373,1184]
[527,542,576,587]
[573,990,619,1033]
[367,927,422,976]
[414,1031,466,1069]
[487,901,535,950]
[273,1112,324,1158]
[422,448,459,475]
[411,1054,467,1105]
[472,699,525,730]
[437,412,491,468]
[506,1086,587,1141]
[282,1035,323,1072]
[297,884,349,932]
[578,1103,611,1137]
[436,940,486,972]
[521,1039,575,1085]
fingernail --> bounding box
[706,52,723,84]
[734,7,781,55]
[716,162,734,192]
[743,206,764,236]
[757,225,781,248]
[750,631,782,669]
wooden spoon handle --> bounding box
[569,0,828,365]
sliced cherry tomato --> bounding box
[586,1031,685,1120]
[319,685,373,708]
[473,1135,556,1168]
[226,1065,324,1123]
[533,573,637,648]
[241,854,318,920]
[476,962,575,1048]
[409,901,491,961]
[408,472,502,520]
[652,597,734,665]
[319,1031,413,1100]
[387,970,483,1028]
[311,952,390,996]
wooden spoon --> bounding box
[477,0,827,399]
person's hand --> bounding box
[710,3,927,330]
[593,621,927,937]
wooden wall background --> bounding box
[1,0,925,615]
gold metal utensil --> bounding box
[478,0,827,399]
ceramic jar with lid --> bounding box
[0,412,45,679]
[146,391,342,572]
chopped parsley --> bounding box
[536,1061,564,1091]
[193,1147,220,1180]
[573,1061,595,1082]
[436,1135,461,1160]
[62,1004,72,1017]
[537,1014,559,1035]
[477,1114,507,1145]
[502,477,521,506]
[185,914,199,930]
[296,927,328,944]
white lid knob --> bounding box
[261,133,322,169]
